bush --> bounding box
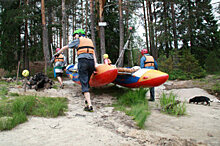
[0,95,68,130]
[205,51,220,73]
[159,92,186,116]
[158,50,206,80]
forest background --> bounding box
[0,0,219,80]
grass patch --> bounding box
[113,88,150,129]
[0,86,8,96]
[159,92,186,116]
[0,95,68,130]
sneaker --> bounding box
[60,84,64,89]
[148,99,155,102]
[84,106,93,112]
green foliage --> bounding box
[126,104,150,129]
[158,50,206,80]
[211,83,220,95]
[0,86,8,96]
[157,55,173,73]
[113,88,150,129]
[116,88,148,107]
[205,51,220,73]
[0,95,68,130]
[46,67,54,79]
[168,69,189,80]
[159,92,186,116]
[178,50,206,79]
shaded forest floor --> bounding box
[0,77,220,146]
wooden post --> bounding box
[16,61,20,84]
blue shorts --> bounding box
[78,58,95,93]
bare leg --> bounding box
[57,76,63,88]
[84,92,92,107]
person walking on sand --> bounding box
[54,29,97,112]
[140,49,158,101]
[51,48,67,89]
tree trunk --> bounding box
[24,0,29,70]
[48,0,53,59]
[147,0,156,58]
[81,0,84,29]
[99,0,106,63]
[163,1,169,58]
[62,0,68,62]
[171,2,178,50]
[153,1,158,59]
[142,0,149,52]
[41,0,50,74]
[85,0,88,36]
[90,0,97,54]
[118,0,124,67]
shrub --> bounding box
[159,92,186,116]
[205,51,220,73]
[113,88,150,129]
[0,95,68,130]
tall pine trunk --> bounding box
[90,0,97,52]
[99,0,106,62]
[41,0,50,74]
[118,0,124,67]
[24,0,29,70]
[142,0,149,52]
[62,0,68,62]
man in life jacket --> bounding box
[54,29,97,112]
[51,48,67,89]
[140,49,158,101]
[103,54,112,65]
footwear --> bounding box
[60,84,64,89]
[148,99,155,102]
[84,106,93,112]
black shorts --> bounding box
[56,73,63,77]
[78,58,95,93]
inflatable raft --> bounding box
[66,64,118,87]
[114,67,169,88]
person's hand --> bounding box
[95,63,99,68]
[53,53,59,57]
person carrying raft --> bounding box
[140,49,158,101]
[51,48,67,89]
[54,29,97,112]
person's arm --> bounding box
[140,56,145,68]
[154,60,158,70]
[55,45,69,56]
[93,51,98,67]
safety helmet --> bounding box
[103,54,109,59]
[56,48,61,52]
[73,29,85,36]
[141,49,148,55]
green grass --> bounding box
[159,92,186,116]
[0,94,68,130]
[0,81,22,86]
[112,88,150,129]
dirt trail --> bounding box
[0,80,219,146]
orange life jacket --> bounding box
[144,55,155,67]
[77,37,95,55]
[55,54,64,63]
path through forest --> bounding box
[0,80,219,146]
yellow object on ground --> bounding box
[22,70,29,77]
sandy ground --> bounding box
[0,80,219,146]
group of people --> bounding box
[52,28,158,112]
